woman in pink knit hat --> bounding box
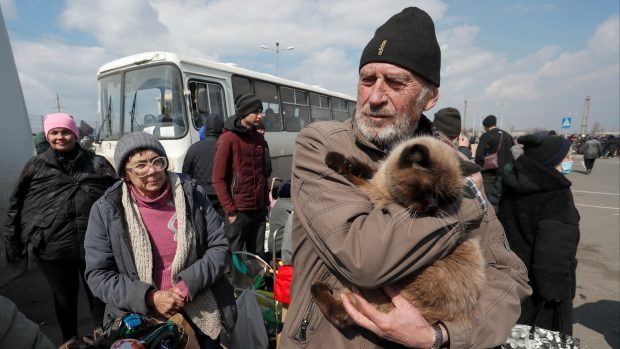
[3,113,117,344]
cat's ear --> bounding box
[460,159,481,176]
[400,143,430,168]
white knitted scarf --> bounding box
[122,172,221,339]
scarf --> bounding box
[122,172,221,339]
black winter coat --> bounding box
[4,145,117,261]
[475,127,514,176]
[499,155,580,334]
[183,116,224,208]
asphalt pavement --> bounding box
[0,155,618,348]
[569,155,620,349]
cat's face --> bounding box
[380,136,463,214]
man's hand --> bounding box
[458,134,470,147]
[469,171,483,190]
[227,213,238,224]
[341,286,437,348]
[147,289,186,318]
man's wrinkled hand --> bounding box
[341,286,436,348]
[469,171,483,190]
[458,134,470,147]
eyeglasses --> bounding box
[126,156,167,177]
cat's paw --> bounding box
[325,152,350,175]
[311,282,355,328]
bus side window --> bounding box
[195,85,209,128]
[189,80,227,130]
[255,80,282,131]
[332,97,349,122]
[310,93,332,122]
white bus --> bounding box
[94,51,356,179]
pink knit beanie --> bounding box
[44,113,80,139]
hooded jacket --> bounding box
[4,145,116,261]
[280,117,531,349]
[212,115,269,214]
[183,116,225,204]
[499,155,580,333]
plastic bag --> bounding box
[229,289,269,349]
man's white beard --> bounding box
[354,107,420,150]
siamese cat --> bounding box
[311,135,486,327]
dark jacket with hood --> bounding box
[212,115,270,214]
[183,116,225,208]
[499,155,580,334]
[4,145,116,261]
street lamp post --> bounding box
[260,41,294,76]
[496,101,508,130]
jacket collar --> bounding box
[41,143,85,171]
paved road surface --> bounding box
[570,156,620,349]
[0,155,618,348]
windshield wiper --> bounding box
[95,96,112,144]
[129,91,138,132]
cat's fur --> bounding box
[311,135,486,327]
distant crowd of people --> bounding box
[4,5,615,349]
[433,107,582,337]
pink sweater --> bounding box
[130,183,189,298]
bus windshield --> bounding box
[98,64,187,140]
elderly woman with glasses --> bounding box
[84,132,236,348]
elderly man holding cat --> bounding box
[280,7,531,349]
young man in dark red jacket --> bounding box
[212,94,270,258]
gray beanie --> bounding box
[235,94,263,117]
[114,132,167,176]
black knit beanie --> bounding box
[114,132,168,176]
[482,114,497,127]
[359,7,441,86]
[519,134,571,167]
[433,107,461,138]
[235,94,263,117]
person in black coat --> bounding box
[475,114,514,210]
[3,113,117,343]
[499,134,580,335]
[183,115,225,216]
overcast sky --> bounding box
[2,0,619,133]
